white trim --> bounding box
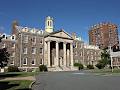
[10,60,14,65]
[23,47,27,54]
[32,47,36,54]
[23,58,27,65]
[31,59,36,65]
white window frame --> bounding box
[23,58,27,65]
[10,60,14,65]
[31,59,36,65]
[12,43,15,48]
[23,47,27,54]
[75,51,78,56]
[23,35,28,43]
[40,39,43,44]
[32,36,36,44]
[40,59,43,65]
[2,43,6,48]
[32,47,36,54]
[11,52,15,57]
[40,48,43,54]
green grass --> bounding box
[87,68,120,74]
[0,72,39,78]
[0,80,32,90]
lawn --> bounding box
[0,72,39,90]
[87,68,120,75]
[0,72,39,78]
[0,80,32,90]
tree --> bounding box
[0,36,10,68]
[0,48,10,68]
[96,49,110,69]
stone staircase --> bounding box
[48,66,76,71]
[48,67,63,72]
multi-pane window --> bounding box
[80,52,82,57]
[10,60,14,65]
[11,43,15,48]
[31,59,35,65]
[40,59,43,64]
[75,51,78,56]
[23,58,27,65]
[40,39,43,44]
[23,47,27,54]
[40,48,43,54]
[12,35,15,40]
[2,43,5,48]
[32,47,36,54]
[23,35,28,43]
[32,37,36,44]
[11,52,15,57]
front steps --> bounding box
[48,66,78,71]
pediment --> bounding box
[50,30,72,39]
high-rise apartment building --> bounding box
[89,22,119,49]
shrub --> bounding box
[87,65,94,69]
[39,65,48,72]
[74,63,84,70]
[8,66,20,72]
[96,63,104,69]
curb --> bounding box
[29,80,36,90]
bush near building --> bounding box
[39,65,48,72]
[74,63,84,70]
[87,65,94,69]
[8,66,20,72]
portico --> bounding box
[44,30,74,71]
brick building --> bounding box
[0,16,101,71]
[89,22,119,49]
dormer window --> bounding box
[12,35,15,40]
[2,35,5,38]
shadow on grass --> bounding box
[0,81,19,90]
[0,73,20,80]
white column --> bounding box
[47,41,50,67]
[63,42,66,66]
[70,43,73,67]
[56,41,59,66]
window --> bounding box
[87,51,89,54]
[23,47,27,54]
[73,42,77,48]
[80,52,82,57]
[23,35,28,43]
[11,52,15,57]
[40,48,43,54]
[23,58,27,65]
[75,51,78,56]
[2,43,5,48]
[32,47,36,54]
[12,35,15,40]
[40,39,43,44]
[31,37,36,44]
[10,60,14,65]
[40,59,43,64]
[31,59,35,65]
[11,43,15,48]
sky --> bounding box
[0,0,120,43]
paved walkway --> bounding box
[0,76,35,81]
